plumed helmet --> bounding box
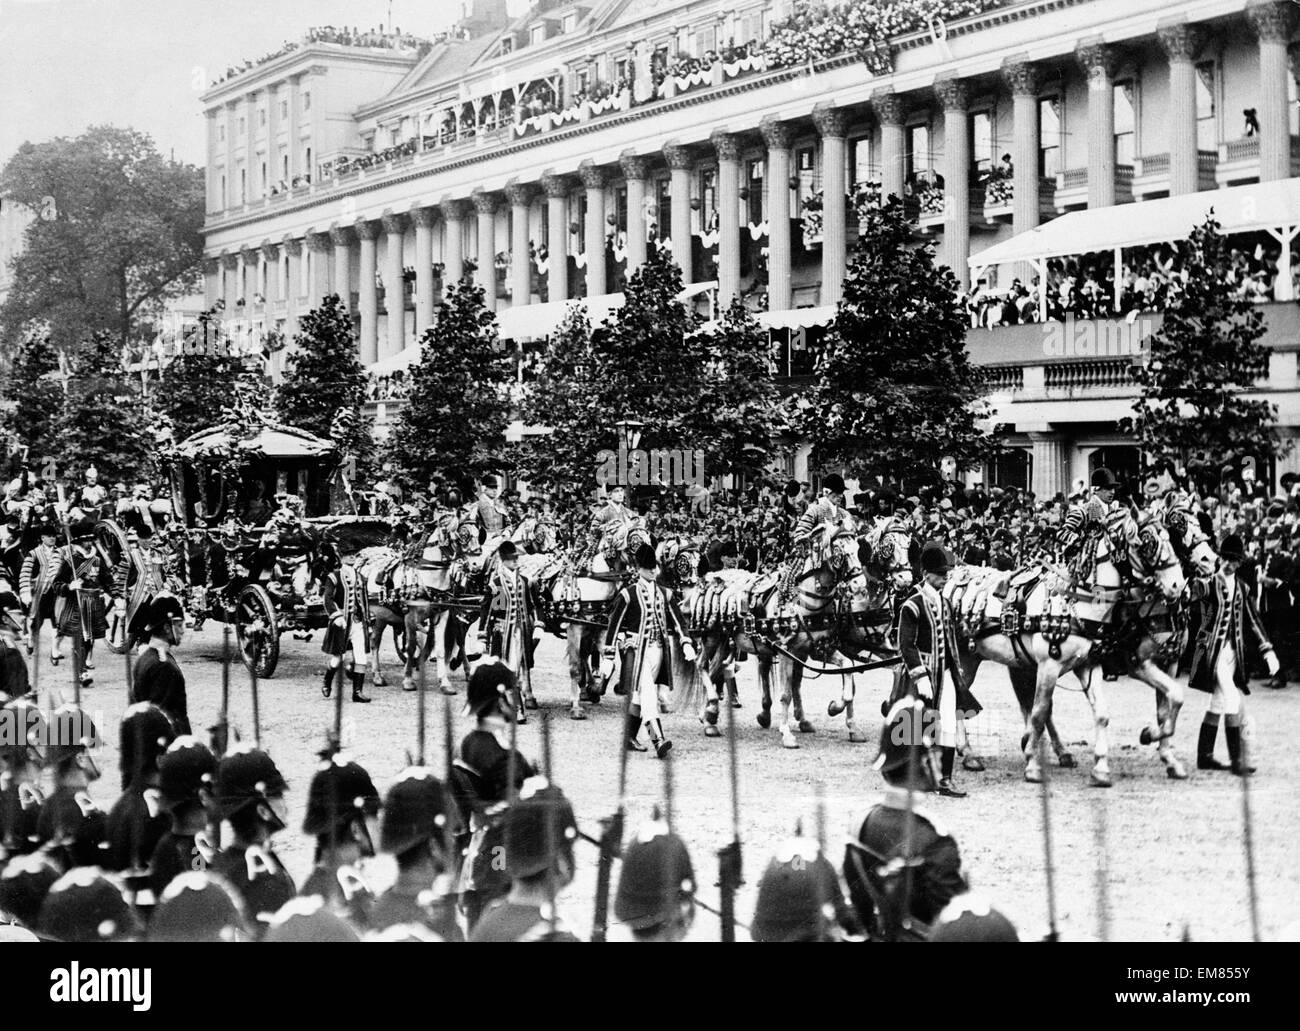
[0,852,61,929]
[44,703,100,772]
[148,871,249,942]
[214,746,288,819]
[1,697,46,768]
[929,892,1019,942]
[133,592,186,645]
[38,868,141,943]
[821,473,847,495]
[466,660,516,718]
[1090,467,1118,489]
[873,696,935,789]
[614,819,695,931]
[380,767,454,856]
[750,837,839,942]
[919,541,955,575]
[504,777,577,879]
[157,735,218,810]
[263,895,361,942]
[302,754,380,837]
[1219,533,1246,562]
[634,543,657,570]
[117,702,177,791]
[497,539,518,561]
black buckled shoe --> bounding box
[937,778,967,798]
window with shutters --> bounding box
[1114,80,1136,166]
[796,146,816,205]
[530,24,546,46]
[280,99,288,119]
[218,124,226,143]
[259,108,266,127]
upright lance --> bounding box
[591,652,633,943]
[717,663,743,943]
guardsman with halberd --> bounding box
[842,705,969,940]
[614,816,697,942]
[36,704,108,868]
[371,767,463,940]
[209,745,296,934]
[18,517,60,646]
[130,594,191,733]
[51,517,113,683]
[895,542,980,797]
[298,753,381,929]
[104,703,176,897]
[602,543,697,758]
[148,735,218,899]
[1190,533,1278,776]
[1056,467,1119,574]
[0,696,45,859]
[318,544,372,704]
[467,777,581,942]
[476,539,541,719]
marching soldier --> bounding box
[750,834,858,942]
[467,777,581,941]
[895,542,981,797]
[104,703,176,880]
[1056,467,1119,574]
[37,868,141,943]
[209,745,297,934]
[614,817,697,942]
[298,753,380,929]
[36,704,109,869]
[18,517,60,648]
[476,540,541,719]
[148,735,218,899]
[0,696,45,859]
[602,544,696,758]
[319,545,372,704]
[130,594,191,733]
[147,871,250,942]
[371,767,463,940]
[1190,534,1278,776]
[1258,516,1294,689]
[51,517,113,682]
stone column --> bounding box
[812,104,849,307]
[579,161,608,297]
[330,226,353,307]
[1157,23,1204,196]
[1029,431,1069,501]
[1002,58,1042,241]
[306,232,331,305]
[1076,38,1118,208]
[382,212,408,359]
[225,101,238,207]
[471,190,500,312]
[663,143,695,283]
[221,253,239,314]
[356,220,380,365]
[541,173,572,301]
[413,207,438,331]
[759,116,794,312]
[203,257,220,308]
[260,242,279,304]
[283,238,302,331]
[287,77,301,181]
[1248,1,1297,182]
[440,198,468,285]
[620,153,650,273]
[711,129,742,306]
[935,76,971,289]
[505,182,535,306]
[871,91,906,203]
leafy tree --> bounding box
[1121,213,1286,485]
[699,298,779,480]
[0,328,63,459]
[152,308,246,441]
[275,294,374,476]
[385,278,512,490]
[0,126,204,355]
[805,195,992,488]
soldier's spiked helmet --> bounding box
[157,735,218,811]
[214,745,288,820]
[302,753,380,837]
[929,892,1019,942]
[44,703,100,775]
[148,871,249,942]
[117,702,176,791]
[0,852,60,929]
[614,818,696,931]
[504,777,578,879]
[750,836,839,942]
[263,895,361,942]
[38,868,141,942]
[466,660,516,718]
[380,766,455,856]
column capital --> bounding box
[1075,37,1119,84]
[662,142,695,170]
[504,181,536,207]
[869,90,905,126]
[1247,0,1297,43]
[354,219,381,242]
[381,212,409,235]
[618,151,651,181]
[305,232,330,253]
[282,237,302,257]
[328,225,354,246]
[471,189,500,215]
[541,172,574,198]
[710,129,742,161]
[412,206,440,228]
[221,252,239,270]
[1001,57,1040,97]
[1156,21,1205,63]
[202,256,220,274]
[932,75,969,113]
[758,115,795,150]
[259,241,278,261]
[439,198,470,221]
[577,160,608,189]
[811,103,849,139]
[240,244,259,262]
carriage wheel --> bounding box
[96,520,135,654]
[234,584,280,678]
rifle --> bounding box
[1037,735,1059,941]
[591,643,633,942]
[250,659,262,750]
[416,642,427,767]
[898,696,920,942]
[211,626,231,757]
[717,666,743,942]
[1240,755,1261,942]
[540,711,558,939]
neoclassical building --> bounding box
[201,0,1300,495]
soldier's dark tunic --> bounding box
[104,786,168,873]
[210,843,297,929]
[467,902,581,942]
[36,786,109,868]
[131,648,190,735]
[299,863,375,929]
[458,729,535,803]
[369,886,463,941]
[0,639,29,700]
[851,796,967,928]
[0,779,42,857]
[148,830,199,898]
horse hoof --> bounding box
[569,708,587,721]
[781,731,799,750]
[827,699,846,717]
[1024,763,1042,784]
[372,675,387,688]
[756,710,771,730]
[1166,760,1189,780]
[797,720,815,734]
[441,686,458,696]
[962,755,986,773]
[848,731,869,743]
[402,679,417,693]
[704,725,721,738]
[524,697,539,710]
[1058,753,1077,769]
[1139,727,1155,746]
[1089,769,1113,788]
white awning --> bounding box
[969,178,1300,272]
[368,343,422,376]
[757,305,837,330]
[496,292,628,340]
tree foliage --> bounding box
[1120,213,1286,484]
[384,278,512,489]
[0,329,63,460]
[805,196,992,488]
[152,308,246,442]
[0,126,204,356]
[698,298,780,480]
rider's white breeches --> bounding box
[938,678,958,748]
[1209,643,1242,717]
[635,642,664,722]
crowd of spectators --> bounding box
[210,26,431,87]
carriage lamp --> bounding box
[614,418,644,452]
